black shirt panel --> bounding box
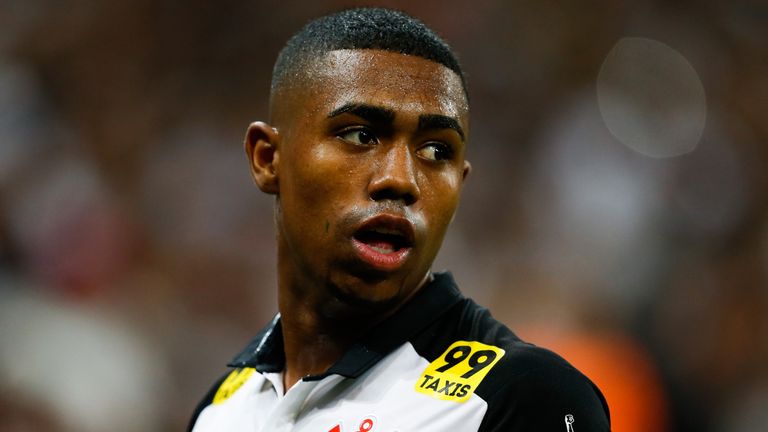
[478,364,611,431]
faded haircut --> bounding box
[271,7,467,97]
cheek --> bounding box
[281,142,360,217]
[420,171,463,228]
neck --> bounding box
[276,266,432,391]
[278,294,365,391]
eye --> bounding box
[338,128,378,146]
[416,142,454,161]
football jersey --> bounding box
[189,272,610,431]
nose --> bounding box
[367,143,420,206]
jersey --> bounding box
[188,272,611,431]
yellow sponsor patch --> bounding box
[213,367,255,404]
[415,341,505,403]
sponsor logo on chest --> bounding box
[414,340,505,403]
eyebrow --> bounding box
[328,103,465,141]
[328,103,395,124]
[418,114,465,141]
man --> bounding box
[189,7,610,431]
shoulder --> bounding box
[476,322,611,431]
[477,335,590,397]
[478,343,610,431]
[423,298,611,431]
[187,371,230,432]
[187,367,258,432]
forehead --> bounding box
[302,49,468,125]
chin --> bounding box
[324,272,407,314]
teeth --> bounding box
[370,245,394,254]
[371,227,402,236]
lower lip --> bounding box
[351,238,411,271]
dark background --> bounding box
[1,1,766,431]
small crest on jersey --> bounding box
[565,414,575,431]
[415,340,505,403]
[213,367,255,404]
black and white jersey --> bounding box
[189,272,611,431]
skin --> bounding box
[245,49,471,390]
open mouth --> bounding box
[351,216,415,271]
[353,228,412,254]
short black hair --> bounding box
[271,7,467,96]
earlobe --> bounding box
[245,121,280,194]
[462,160,472,182]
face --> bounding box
[248,49,470,314]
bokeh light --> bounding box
[597,37,707,158]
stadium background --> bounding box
[0,0,766,430]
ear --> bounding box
[462,160,472,182]
[244,121,280,194]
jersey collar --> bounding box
[227,271,464,379]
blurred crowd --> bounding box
[1,1,766,431]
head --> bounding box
[246,8,471,317]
